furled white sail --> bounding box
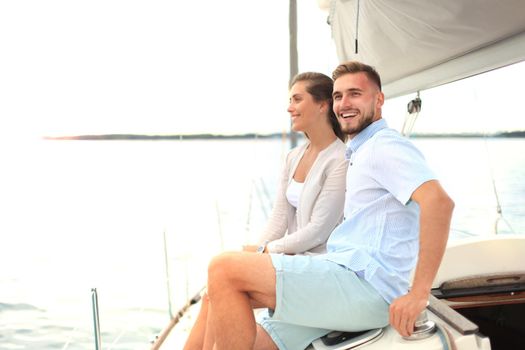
[327,0,525,98]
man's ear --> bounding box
[376,91,385,108]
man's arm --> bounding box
[389,179,454,337]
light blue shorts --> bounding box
[257,254,389,350]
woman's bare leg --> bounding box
[183,293,210,350]
[202,301,215,350]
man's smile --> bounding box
[340,110,358,118]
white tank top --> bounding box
[286,178,304,208]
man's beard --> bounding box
[341,109,375,137]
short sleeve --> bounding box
[370,132,436,205]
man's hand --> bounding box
[389,290,429,337]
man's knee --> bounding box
[207,252,242,297]
[207,252,277,308]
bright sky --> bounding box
[1,1,524,138]
[383,61,525,134]
[0,1,290,137]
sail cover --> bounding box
[327,0,525,98]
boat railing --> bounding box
[149,174,273,348]
[57,168,275,350]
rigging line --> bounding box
[482,138,516,234]
[245,179,255,238]
[473,75,516,234]
[401,117,408,136]
[254,177,270,219]
[150,288,205,350]
[107,234,188,350]
[105,282,164,350]
[163,229,174,319]
[107,279,179,350]
[483,139,502,216]
[501,217,516,234]
[105,306,150,350]
[258,177,272,220]
[354,0,360,54]
[486,139,503,235]
[106,323,134,350]
[60,326,80,350]
[215,200,225,251]
[450,228,478,237]
[473,83,502,234]
[402,113,417,137]
[402,92,422,137]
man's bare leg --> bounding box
[207,252,277,350]
[253,325,279,350]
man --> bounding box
[206,61,454,350]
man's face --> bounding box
[332,72,384,139]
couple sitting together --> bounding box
[184,61,454,350]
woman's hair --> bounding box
[332,61,382,91]
[290,72,345,142]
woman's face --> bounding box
[287,81,325,133]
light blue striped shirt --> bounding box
[320,119,436,303]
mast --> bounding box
[289,0,298,148]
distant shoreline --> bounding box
[43,133,286,141]
[410,130,525,138]
[43,130,525,141]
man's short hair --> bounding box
[332,61,382,91]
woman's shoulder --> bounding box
[322,138,348,160]
[287,141,309,159]
[310,139,348,177]
[334,138,348,152]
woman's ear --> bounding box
[320,100,329,114]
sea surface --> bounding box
[1,137,524,349]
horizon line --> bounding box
[43,130,525,141]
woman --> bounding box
[184,72,348,349]
[245,72,347,255]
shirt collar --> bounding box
[346,118,388,158]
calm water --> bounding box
[1,137,524,349]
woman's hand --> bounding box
[242,245,258,252]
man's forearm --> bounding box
[389,180,454,337]
[411,181,454,295]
